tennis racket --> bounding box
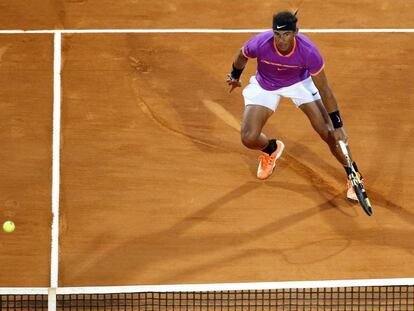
[338,140,373,216]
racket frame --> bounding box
[338,140,373,216]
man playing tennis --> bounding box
[227,11,362,201]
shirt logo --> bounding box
[261,60,302,69]
[276,25,287,29]
[312,91,318,96]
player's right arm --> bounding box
[311,68,348,143]
[227,48,249,93]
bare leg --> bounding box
[240,104,273,150]
[301,100,362,201]
[299,100,348,166]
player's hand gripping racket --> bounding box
[338,140,373,216]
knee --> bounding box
[241,130,260,149]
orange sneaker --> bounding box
[257,141,285,179]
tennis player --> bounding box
[227,11,362,201]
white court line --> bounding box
[56,278,414,294]
[0,288,48,295]
[0,28,413,34]
[0,278,413,294]
[50,31,62,289]
[1,277,412,294]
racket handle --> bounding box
[338,140,348,156]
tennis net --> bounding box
[1,278,413,310]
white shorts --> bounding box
[242,76,322,111]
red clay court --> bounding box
[0,1,413,310]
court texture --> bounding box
[0,0,413,310]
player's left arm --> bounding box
[311,69,348,142]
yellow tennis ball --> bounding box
[3,220,15,233]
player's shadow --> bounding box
[264,162,414,251]
[61,129,413,285]
[62,176,413,285]
[265,182,414,269]
[269,140,414,225]
[160,187,414,283]
[368,123,414,225]
[286,140,344,183]
[61,180,343,285]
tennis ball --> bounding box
[3,220,15,233]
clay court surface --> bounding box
[0,1,413,288]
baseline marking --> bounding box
[0,28,413,34]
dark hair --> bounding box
[272,11,298,31]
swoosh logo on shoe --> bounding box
[312,91,318,96]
